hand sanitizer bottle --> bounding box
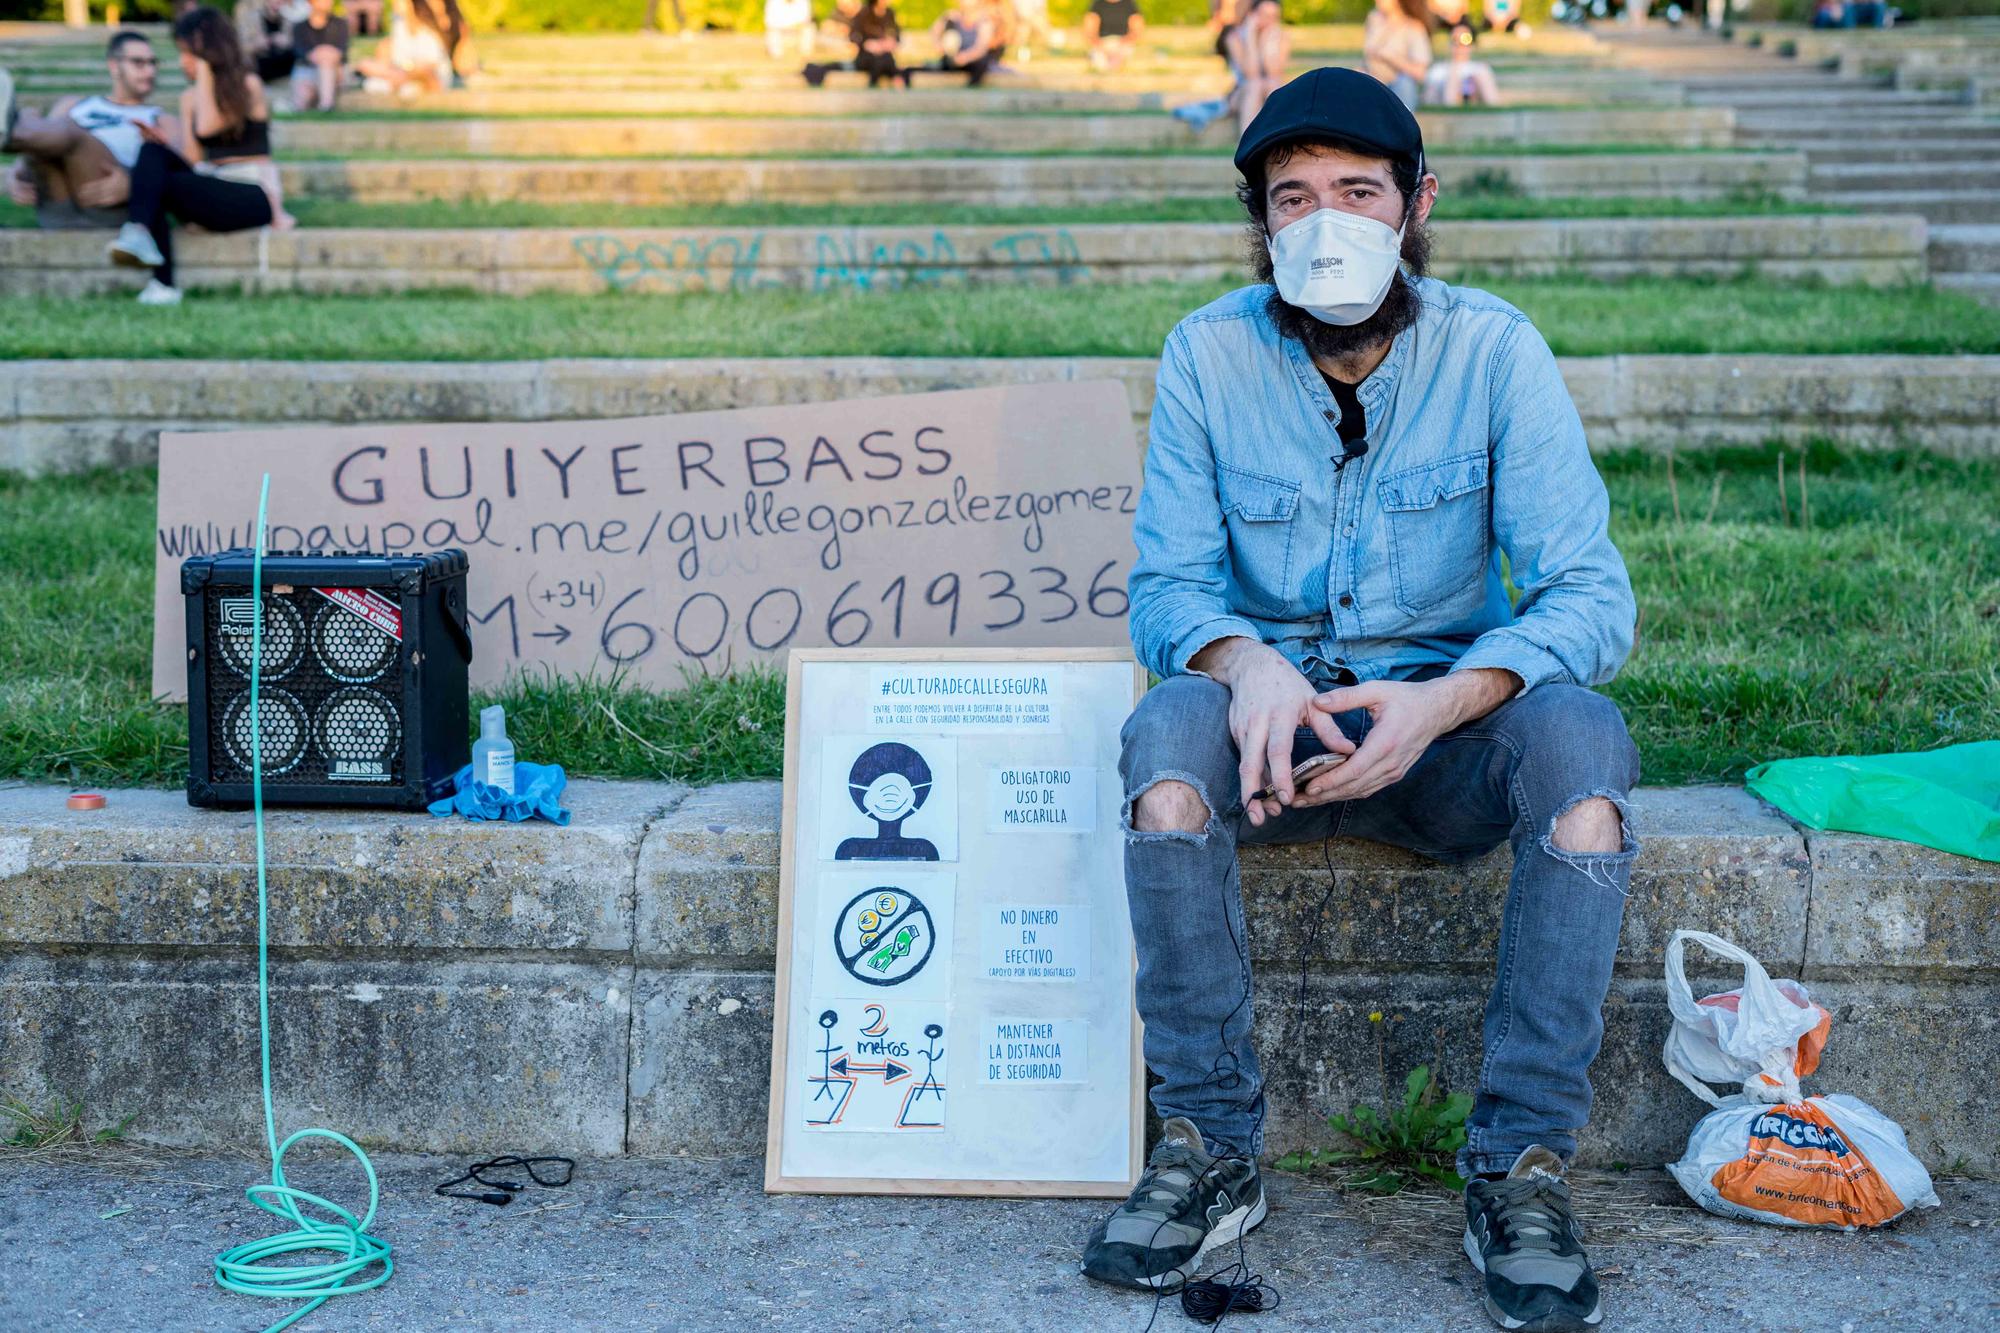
[473,704,515,794]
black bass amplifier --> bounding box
[183,549,474,809]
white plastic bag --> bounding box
[1662,931,1940,1231]
[1662,930,1829,1108]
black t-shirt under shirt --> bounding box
[1091,0,1139,37]
[1319,370,1367,454]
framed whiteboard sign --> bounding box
[765,647,1146,1197]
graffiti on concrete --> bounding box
[571,228,1089,294]
[572,234,770,293]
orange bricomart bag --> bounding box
[1662,931,1939,1231]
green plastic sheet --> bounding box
[1744,741,2000,864]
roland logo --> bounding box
[328,759,391,782]
[220,597,257,629]
[1309,256,1345,277]
[1747,1111,1851,1157]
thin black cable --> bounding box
[1180,1261,1280,1322]
[434,1154,575,1207]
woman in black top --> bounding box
[849,0,909,88]
[111,6,291,305]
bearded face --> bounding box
[1246,205,1434,363]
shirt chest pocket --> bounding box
[1378,451,1492,618]
[1217,461,1302,620]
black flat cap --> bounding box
[1233,66,1425,184]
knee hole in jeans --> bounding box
[1131,778,1211,836]
[1550,795,1624,855]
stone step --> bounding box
[0,214,1927,300]
[1813,187,2000,224]
[1686,86,1966,107]
[1937,272,2000,307]
[1733,104,1982,125]
[369,89,1187,115]
[8,67,1680,105]
[269,151,1805,207]
[439,61,1595,93]
[1606,48,1789,68]
[1734,113,2000,137]
[266,107,1735,157]
[8,352,1996,477]
[1813,160,2000,191]
[2,781,1993,1168]
[1675,70,1889,88]
[1790,145,2000,170]
[327,80,1689,118]
[1756,31,2000,66]
[1719,83,1955,100]
[1744,125,2000,149]
[1929,223,2000,272]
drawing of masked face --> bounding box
[852,772,928,823]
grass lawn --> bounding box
[0,193,1837,231]
[6,277,1998,360]
[4,446,1994,790]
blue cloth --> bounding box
[428,762,572,826]
[1128,277,1636,695]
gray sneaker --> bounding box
[1463,1146,1603,1331]
[1080,1116,1266,1292]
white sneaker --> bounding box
[109,221,164,269]
[137,278,182,306]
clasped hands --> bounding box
[1191,637,1516,828]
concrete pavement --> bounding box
[2,1148,1994,1331]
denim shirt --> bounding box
[1127,277,1636,694]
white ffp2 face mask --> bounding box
[1267,207,1406,326]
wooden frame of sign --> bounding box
[765,646,1147,1197]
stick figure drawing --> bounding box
[898,1021,947,1129]
[806,1008,856,1125]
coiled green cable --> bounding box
[214,475,395,1333]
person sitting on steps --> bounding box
[1,32,184,233]
[806,0,909,88]
[234,0,305,88]
[1365,0,1433,111]
[290,0,352,112]
[931,0,1004,86]
[1425,25,1502,106]
[108,6,296,306]
[851,0,910,88]
[355,0,454,97]
[1080,68,1639,1333]
[1226,0,1288,135]
[1084,0,1145,73]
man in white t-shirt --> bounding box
[766,0,817,58]
[2,31,184,229]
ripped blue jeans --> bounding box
[1119,674,1640,1177]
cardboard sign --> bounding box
[151,382,1140,699]
[767,648,1145,1197]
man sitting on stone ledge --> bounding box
[2,32,183,231]
[1080,67,1640,1333]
